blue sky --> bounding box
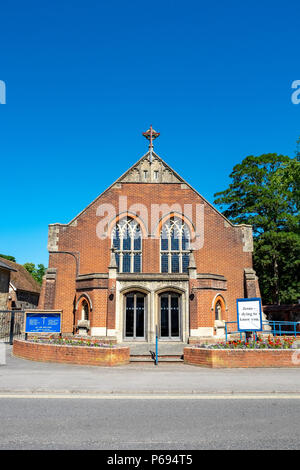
[0,0,299,266]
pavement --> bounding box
[1,345,300,395]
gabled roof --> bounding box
[0,257,41,294]
[55,150,235,227]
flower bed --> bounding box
[26,334,117,345]
[30,336,116,348]
[13,339,130,367]
[200,335,296,350]
[184,336,300,368]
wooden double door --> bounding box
[124,291,181,341]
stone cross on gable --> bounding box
[142,125,160,163]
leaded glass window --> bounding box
[112,217,142,273]
[160,217,190,273]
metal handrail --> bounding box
[225,320,300,342]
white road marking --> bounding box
[0,393,299,400]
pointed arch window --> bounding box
[215,301,222,321]
[160,216,190,273]
[81,299,89,321]
[112,217,142,273]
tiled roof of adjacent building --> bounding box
[0,257,41,294]
[0,259,17,272]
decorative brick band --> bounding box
[184,347,300,368]
[13,340,130,367]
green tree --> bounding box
[214,153,300,305]
[23,263,46,284]
[253,231,300,304]
[0,254,16,262]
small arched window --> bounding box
[215,301,222,321]
[112,217,142,273]
[160,216,190,273]
[81,300,89,321]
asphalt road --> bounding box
[0,396,300,450]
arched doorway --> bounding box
[124,291,146,340]
[159,292,181,340]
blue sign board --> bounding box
[236,298,262,332]
[25,312,61,333]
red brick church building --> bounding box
[39,128,260,343]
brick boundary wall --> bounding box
[184,347,300,368]
[13,339,130,367]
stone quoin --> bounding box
[38,127,261,343]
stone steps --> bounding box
[130,354,183,363]
[122,342,186,363]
